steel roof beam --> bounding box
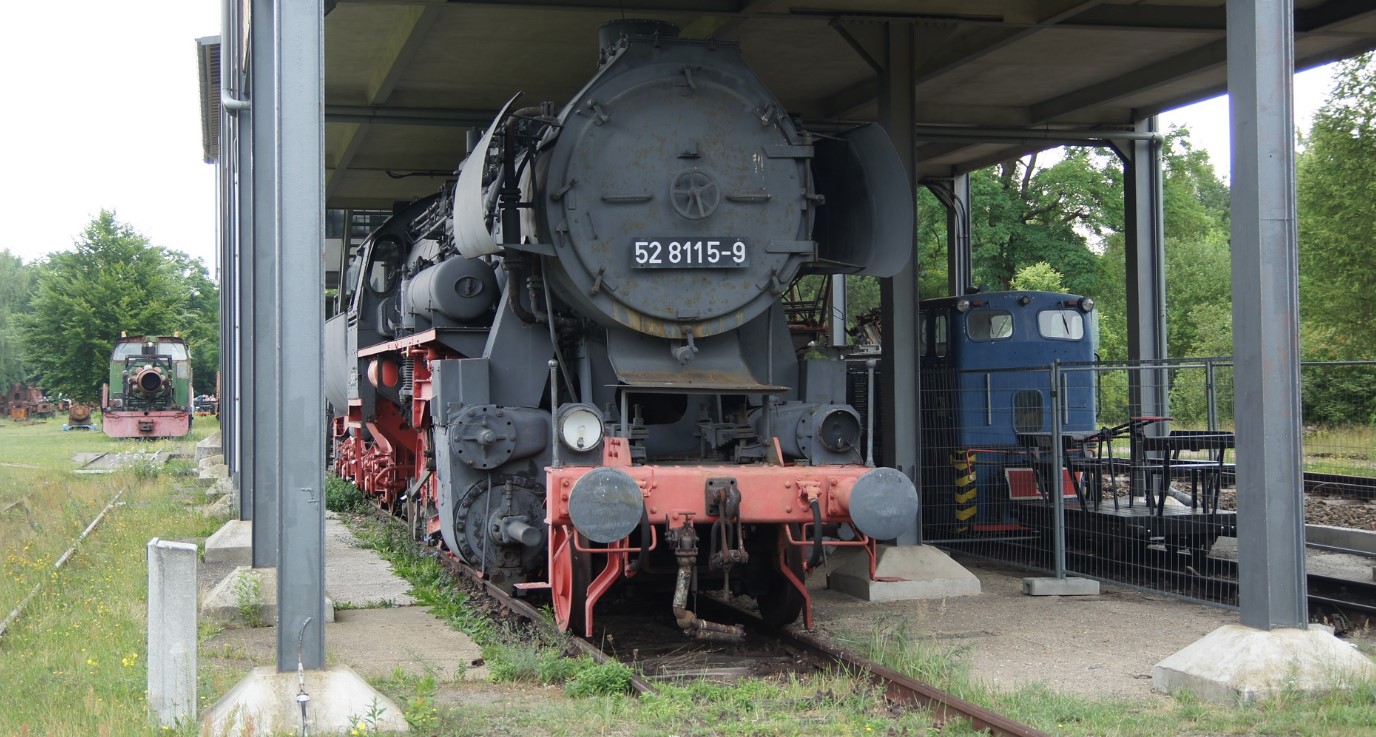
[335,0,743,12]
[1030,40,1227,123]
[327,4,440,198]
[1029,0,1376,124]
[823,2,1102,118]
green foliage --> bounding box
[564,659,634,698]
[0,250,37,387]
[965,149,1118,297]
[1298,53,1376,363]
[233,569,264,627]
[15,211,219,404]
[1010,262,1066,292]
[326,474,369,513]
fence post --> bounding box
[1206,359,1218,432]
[147,538,198,727]
[1050,362,1066,579]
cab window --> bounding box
[1038,309,1084,340]
[157,342,189,360]
[934,313,949,356]
[368,238,402,295]
[967,310,1013,340]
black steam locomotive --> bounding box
[326,20,917,637]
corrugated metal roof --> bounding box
[196,36,220,165]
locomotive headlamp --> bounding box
[1079,297,1095,313]
[557,403,604,452]
[955,298,971,313]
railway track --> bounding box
[406,521,1049,737]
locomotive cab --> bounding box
[919,291,1098,537]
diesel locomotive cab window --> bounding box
[368,239,401,294]
[934,313,950,357]
[1013,390,1043,433]
[967,310,1013,341]
[157,342,189,360]
[1038,309,1085,340]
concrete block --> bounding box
[1154,623,1376,704]
[202,566,335,626]
[201,665,408,736]
[147,539,198,727]
[194,432,222,464]
[1305,524,1376,554]
[197,464,229,483]
[1023,577,1100,596]
[198,453,225,470]
[826,545,981,602]
[204,520,253,566]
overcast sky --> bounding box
[0,3,1344,278]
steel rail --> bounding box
[426,538,662,694]
[687,595,1049,736]
[780,627,1051,737]
[0,487,127,641]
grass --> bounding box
[3,426,1369,736]
[836,620,1376,737]
[0,417,227,736]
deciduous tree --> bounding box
[17,211,219,404]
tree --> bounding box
[1010,262,1066,292]
[1298,52,1376,361]
[967,148,1121,297]
[0,250,36,388]
[17,211,220,404]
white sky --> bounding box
[0,4,1345,276]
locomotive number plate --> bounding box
[631,239,749,268]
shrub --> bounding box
[326,474,368,513]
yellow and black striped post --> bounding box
[951,450,977,533]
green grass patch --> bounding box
[837,620,1376,737]
[0,426,228,736]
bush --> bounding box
[326,475,368,513]
[565,659,634,698]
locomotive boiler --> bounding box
[327,21,918,637]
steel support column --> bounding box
[1115,118,1169,501]
[1119,116,1168,422]
[249,0,278,565]
[1227,0,1307,630]
[274,0,327,670]
[234,108,253,521]
[877,21,920,544]
[945,172,972,296]
[217,48,236,483]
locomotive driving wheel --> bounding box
[550,526,591,636]
[751,525,806,629]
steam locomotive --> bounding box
[102,334,193,439]
[326,21,918,638]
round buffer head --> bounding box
[568,466,644,544]
[849,467,919,542]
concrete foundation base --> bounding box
[1023,576,1100,596]
[826,545,980,602]
[201,665,408,735]
[202,566,335,626]
[204,520,253,566]
[194,431,222,464]
[1153,623,1376,704]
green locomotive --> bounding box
[101,334,193,438]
